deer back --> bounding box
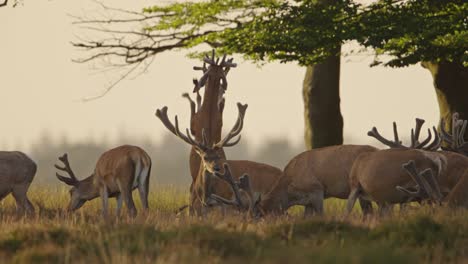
[0,151,36,187]
[286,145,378,199]
[93,145,151,191]
[350,149,445,204]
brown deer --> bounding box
[0,151,36,215]
[182,52,237,213]
[155,103,282,215]
[252,145,379,217]
[55,145,152,218]
[346,117,468,215]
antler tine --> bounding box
[211,163,245,209]
[439,113,468,152]
[439,118,454,145]
[458,120,467,146]
[155,107,207,150]
[193,68,212,92]
[55,153,78,185]
[215,103,248,148]
[204,55,215,65]
[220,54,227,65]
[398,160,442,203]
[422,127,442,151]
[414,128,432,149]
[393,122,401,144]
[397,160,428,199]
[367,126,406,148]
[182,93,196,117]
[155,107,176,135]
[421,168,443,202]
[411,118,425,147]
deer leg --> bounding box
[117,179,137,218]
[116,193,123,217]
[377,202,392,217]
[12,183,34,216]
[137,169,150,211]
[358,198,373,216]
[304,190,324,217]
[100,185,109,219]
[346,188,360,216]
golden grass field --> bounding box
[0,185,467,264]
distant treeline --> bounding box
[24,133,305,188]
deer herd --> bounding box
[1,53,467,219]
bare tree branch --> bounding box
[81,61,142,102]
[0,0,8,7]
[71,1,259,100]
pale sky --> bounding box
[0,0,439,151]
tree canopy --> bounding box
[74,0,467,69]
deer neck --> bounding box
[196,73,224,145]
[79,174,100,201]
[260,175,291,214]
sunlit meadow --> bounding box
[0,184,467,263]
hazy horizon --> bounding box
[0,0,440,153]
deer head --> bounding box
[368,118,441,150]
[156,102,247,174]
[440,113,468,156]
[55,154,94,211]
[210,163,262,216]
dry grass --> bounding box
[0,185,467,263]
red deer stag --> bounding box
[252,145,379,217]
[0,151,36,215]
[347,117,468,215]
[182,52,237,213]
[156,103,282,215]
[56,145,151,218]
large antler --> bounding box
[397,160,443,203]
[155,106,209,150]
[368,118,441,151]
[440,113,468,154]
[55,153,79,186]
[193,50,237,93]
[214,103,248,148]
[210,163,245,208]
[210,163,255,211]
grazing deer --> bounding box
[156,103,282,215]
[346,117,468,215]
[0,151,36,215]
[252,145,379,217]
[55,145,151,218]
[182,52,237,213]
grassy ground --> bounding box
[0,185,467,263]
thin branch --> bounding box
[81,61,142,102]
[0,0,8,7]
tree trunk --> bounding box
[422,61,468,140]
[302,52,343,149]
